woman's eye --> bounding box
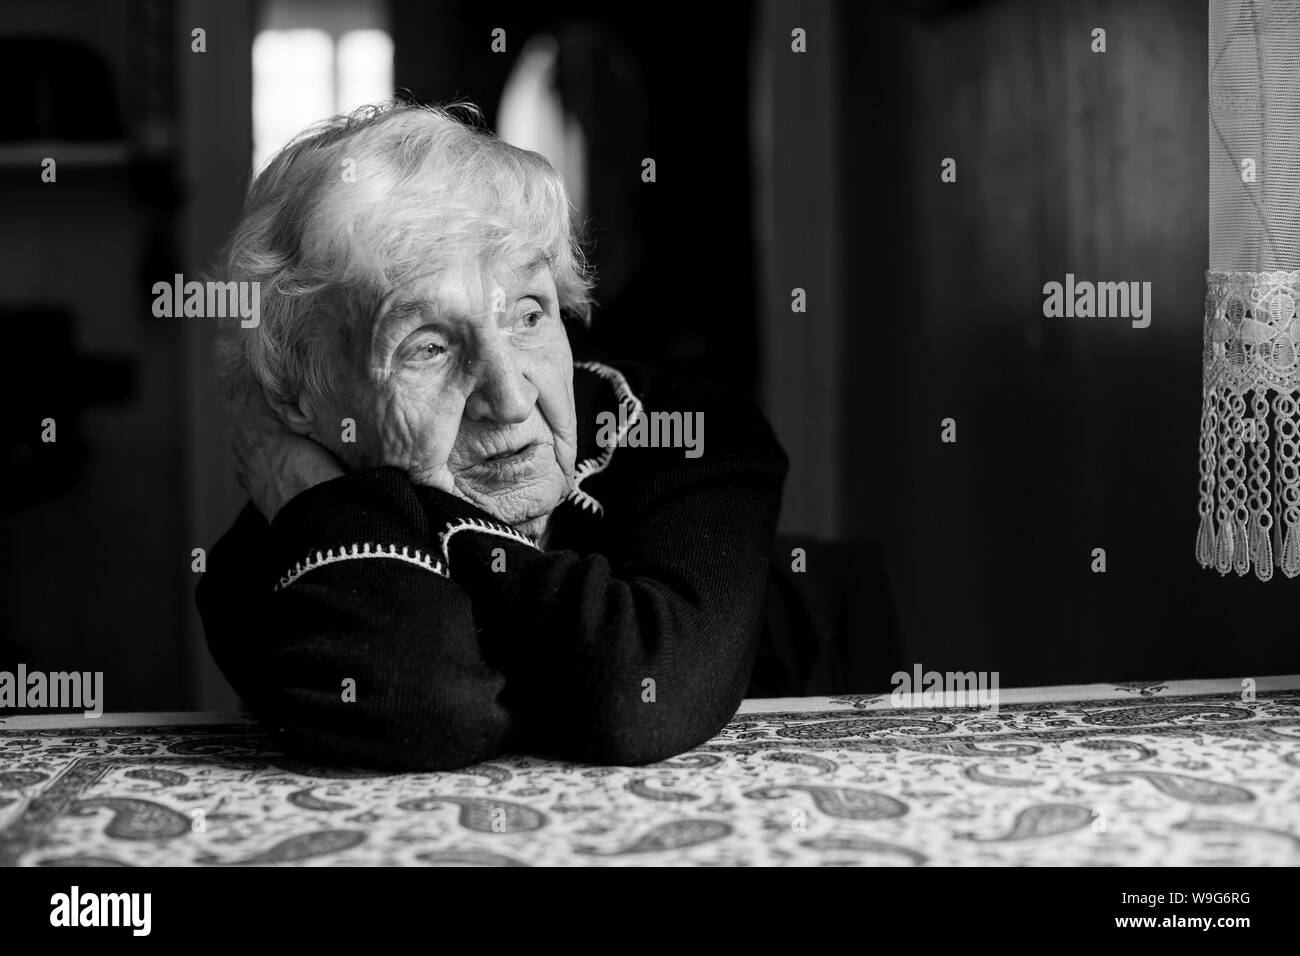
[409,341,447,362]
[521,310,544,329]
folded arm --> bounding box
[197,468,513,770]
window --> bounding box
[251,0,393,173]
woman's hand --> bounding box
[230,381,345,522]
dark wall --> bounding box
[841,0,1299,687]
[0,0,191,710]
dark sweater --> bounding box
[196,360,789,770]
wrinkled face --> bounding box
[317,248,578,541]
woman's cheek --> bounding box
[547,375,579,477]
[531,340,577,470]
[378,386,462,477]
[379,413,422,471]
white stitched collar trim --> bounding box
[566,361,644,517]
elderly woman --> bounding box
[196,102,789,770]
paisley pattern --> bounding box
[764,751,839,774]
[0,678,1298,865]
[68,798,192,841]
[957,803,1094,842]
[1076,739,1155,762]
[287,787,357,812]
[122,768,190,788]
[624,778,702,802]
[962,764,1038,787]
[195,830,366,865]
[744,785,908,820]
[1086,770,1255,805]
[574,820,733,856]
[396,796,547,833]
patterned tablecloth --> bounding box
[2,678,1299,866]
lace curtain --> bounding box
[1199,0,1300,579]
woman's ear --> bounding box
[271,393,318,437]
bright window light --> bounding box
[252,29,334,173]
[338,30,394,115]
[252,26,393,175]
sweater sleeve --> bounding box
[418,372,789,765]
[196,466,513,771]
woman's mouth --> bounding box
[485,441,536,463]
[467,441,548,482]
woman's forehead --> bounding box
[386,250,556,300]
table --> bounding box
[2,677,1298,866]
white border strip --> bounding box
[439,517,540,571]
[274,543,448,591]
[738,675,1300,714]
[566,361,645,516]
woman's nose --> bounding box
[463,340,535,424]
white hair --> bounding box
[213,100,593,407]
